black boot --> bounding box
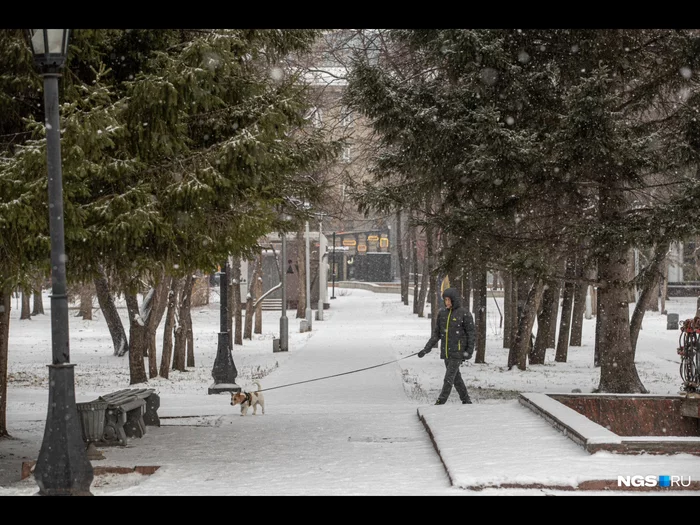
[462,399,472,404]
[434,399,445,405]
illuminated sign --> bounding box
[357,244,367,252]
[379,238,389,248]
[342,239,356,246]
[367,235,379,241]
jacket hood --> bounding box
[442,287,461,309]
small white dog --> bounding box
[230,380,265,416]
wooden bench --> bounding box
[77,388,160,447]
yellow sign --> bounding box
[379,238,389,248]
[342,239,356,246]
[441,276,450,294]
[357,244,367,252]
[367,235,379,241]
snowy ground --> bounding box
[1,285,699,496]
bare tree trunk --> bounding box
[405,233,412,307]
[32,287,44,315]
[646,278,660,312]
[503,272,512,348]
[20,290,31,320]
[245,257,260,339]
[596,186,648,393]
[296,229,306,319]
[254,253,263,335]
[231,258,243,346]
[569,258,587,347]
[396,210,409,305]
[172,274,193,372]
[417,245,430,318]
[172,323,186,372]
[78,283,94,320]
[226,260,233,338]
[452,267,465,308]
[147,281,169,379]
[159,276,181,379]
[660,256,668,315]
[0,291,11,437]
[594,289,603,368]
[244,295,254,339]
[466,271,474,313]
[94,270,129,356]
[411,224,419,313]
[532,280,558,364]
[474,268,487,364]
[425,210,438,333]
[546,279,562,348]
[123,274,169,384]
[597,250,648,393]
[508,277,530,368]
[630,241,670,358]
[591,284,598,317]
[555,256,576,362]
[124,292,149,385]
[628,247,638,304]
[512,279,544,370]
[430,271,439,333]
[508,277,520,353]
[141,276,169,378]
[184,275,195,368]
[434,270,441,320]
[492,271,501,290]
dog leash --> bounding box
[255,351,421,393]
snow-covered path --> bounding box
[6,288,700,495]
[98,293,460,495]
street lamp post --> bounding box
[304,220,312,331]
[279,230,288,351]
[317,214,324,321]
[331,232,336,299]
[27,29,94,496]
[208,260,240,395]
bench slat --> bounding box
[102,388,153,398]
[98,388,154,405]
[99,394,136,405]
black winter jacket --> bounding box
[421,288,475,360]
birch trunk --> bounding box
[94,270,129,356]
[159,276,181,379]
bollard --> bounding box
[667,313,679,330]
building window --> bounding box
[341,145,351,163]
[340,106,354,128]
[305,107,323,127]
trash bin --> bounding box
[667,313,680,330]
[77,400,108,460]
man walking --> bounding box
[418,287,475,404]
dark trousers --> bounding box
[438,359,470,403]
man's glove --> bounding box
[464,351,473,361]
[418,350,428,358]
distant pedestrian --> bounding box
[418,287,475,405]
